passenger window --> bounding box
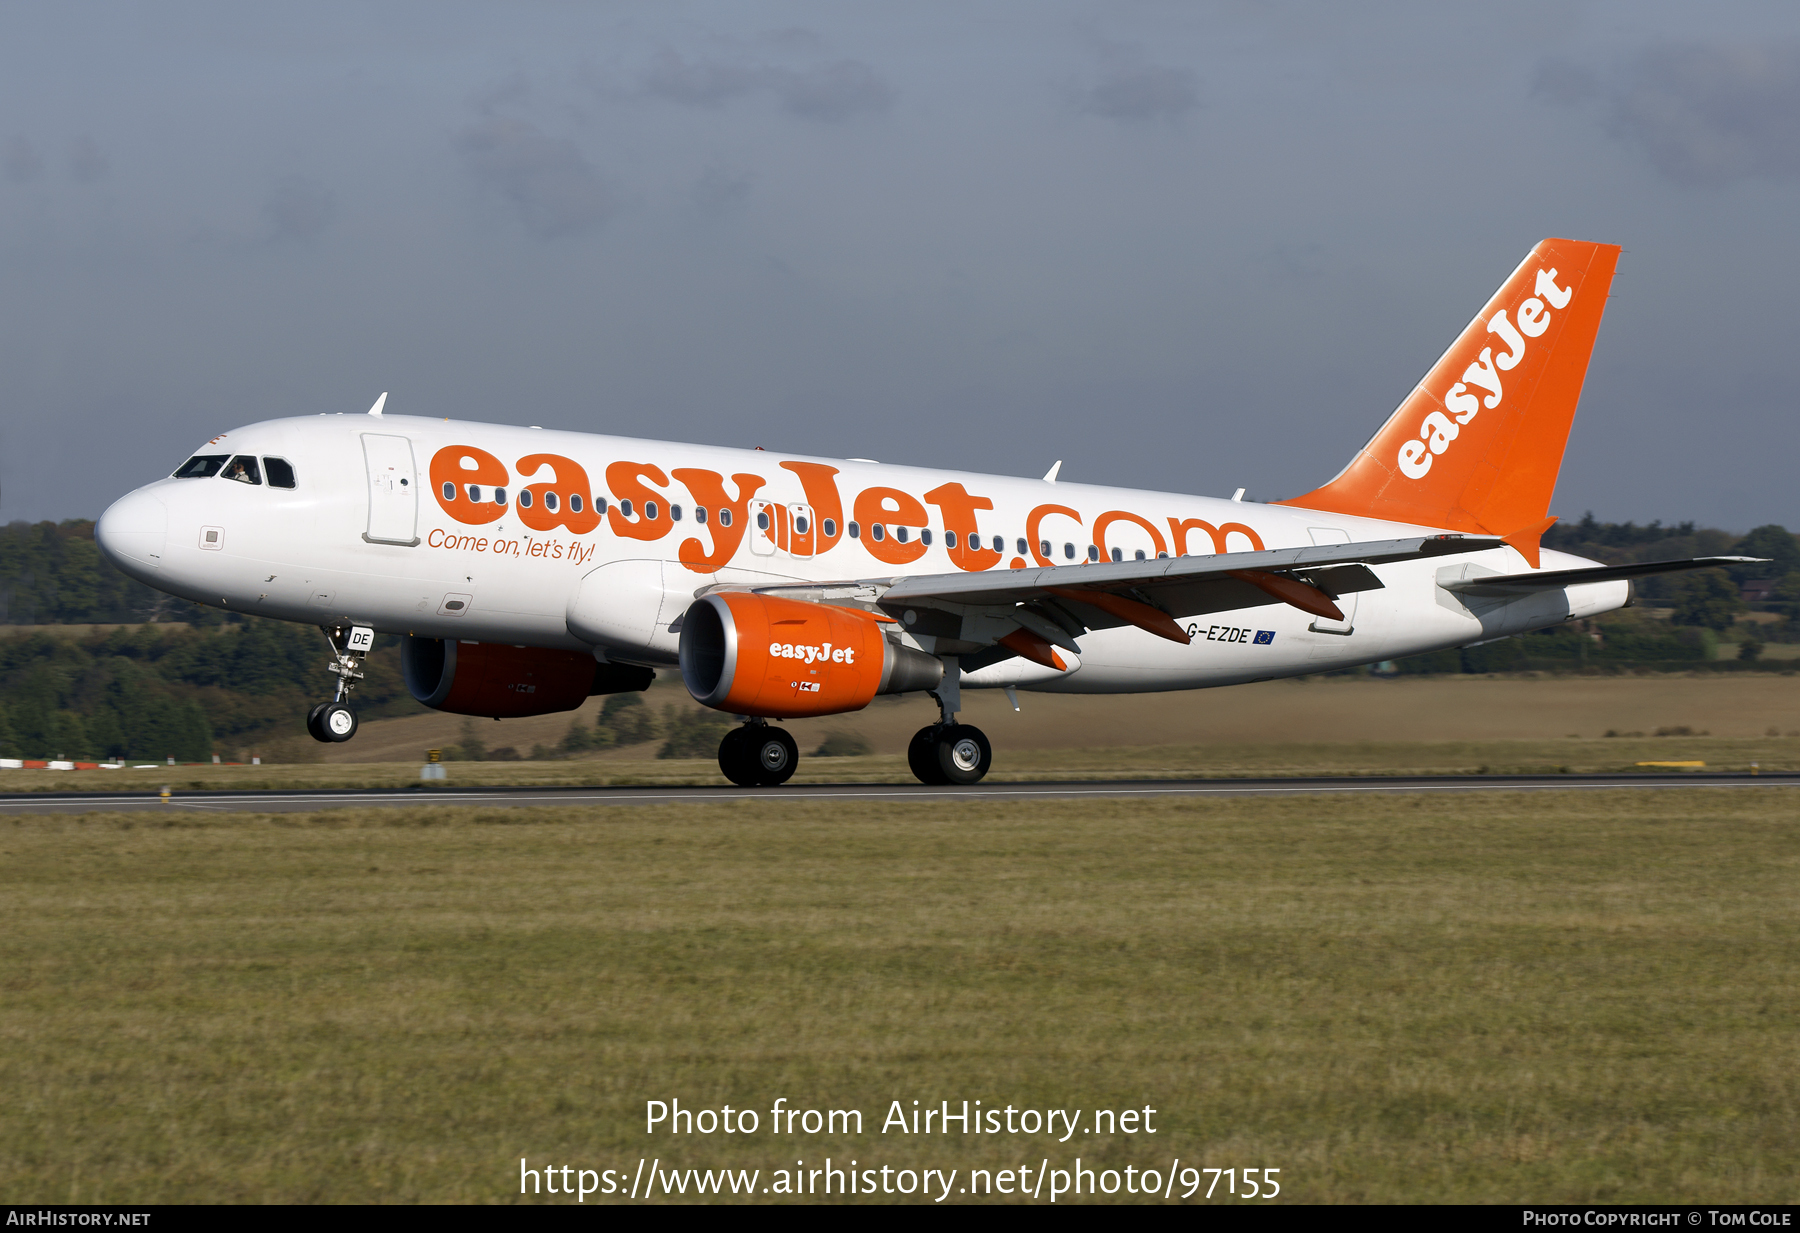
[1063,542,1075,560]
[945,529,958,549]
[1088,545,1100,562]
[443,482,457,501]
[545,492,560,512]
[173,454,229,478]
[671,504,683,521]
[1111,547,1123,562]
[847,521,859,538]
[494,487,507,505]
[821,517,835,538]
[262,457,296,488]
[1135,549,1146,561]
[467,485,483,502]
[1040,540,1051,558]
[717,508,731,527]
[991,535,1003,553]
[518,490,533,508]
[222,456,261,485]
[645,500,659,520]
[920,528,931,546]
[756,510,769,530]
[1017,538,1028,556]
[619,498,632,518]
[872,523,886,542]
[695,506,708,525]
[570,494,583,513]
[594,496,609,515]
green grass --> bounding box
[3,790,1798,1203]
[5,735,1800,794]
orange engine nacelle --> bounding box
[679,593,943,719]
[402,636,653,719]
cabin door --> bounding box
[362,433,420,546]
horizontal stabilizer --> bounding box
[1438,556,1763,598]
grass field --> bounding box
[5,734,1800,796]
[3,789,1797,1203]
[302,672,1800,764]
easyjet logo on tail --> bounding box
[1396,268,1573,480]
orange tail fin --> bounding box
[1277,238,1620,562]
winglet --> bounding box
[367,392,388,417]
[1043,460,1061,483]
[1502,516,1559,569]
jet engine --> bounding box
[402,636,653,718]
[679,593,942,719]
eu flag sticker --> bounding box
[1253,630,1276,645]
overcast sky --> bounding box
[3,2,1797,531]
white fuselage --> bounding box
[96,413,1626,696]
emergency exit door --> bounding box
[362,433,419,546]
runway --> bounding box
[2,772,1797,813]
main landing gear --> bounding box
[712,662,995,788]
[718,722,799,787]
[307,625,373,744]
[906,668,991,784]
[907,722,993,785]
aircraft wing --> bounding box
[723,534,1503,664]
[1437,556,1764,598]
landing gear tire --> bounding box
[908,726,948,785]
[719,725,798,786]
[306,702,332,743]
[908,723,991,785]
[718,726,759,787]
[747,726,798,786]
[318,702,358,743]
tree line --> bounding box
[4,515,1799,759]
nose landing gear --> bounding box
[308,625,373,744]
[718,721,798,787]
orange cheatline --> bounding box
[1043,587,1189,644]
[1225,570,1344,622]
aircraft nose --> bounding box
[95,487,168,579]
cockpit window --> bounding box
[173,454,229,478]
[222,455,262,485]
[263,457,296,488]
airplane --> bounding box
[93,238,1755,786]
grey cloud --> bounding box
[68,135,107,182]
[641,50,761,107]
[693,164,753,214]
[3,136,43,183]
[264,176,335,243]
[1079,61,1198,123]
[454,118,615,238]
[639,51,891,121]
[1530,57,1600,107]
[1543,41,1800,186]
[773,60,892,121]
